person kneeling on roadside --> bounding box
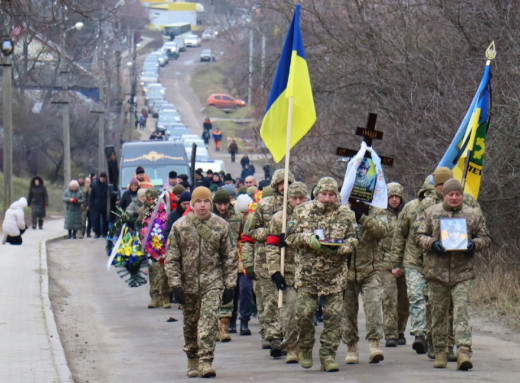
[2,197,28,245]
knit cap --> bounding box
[179,191,191,204]
[172,184,185,196]
[145,188,158,198]
[442,178,463,196]
[433,167,453,186]
[235,194,253,213]
[261,186,274,198]
[213,189,231,204]
[288,182,308,197]
[222,184,236,199]
[247,186,258,198]
[237,186,248,195]
[129,178,139,186]
[191,187,213,204]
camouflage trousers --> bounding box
[279,286,298,352]
[296,291,343,358]
[254,277,282,340]
[78,208,88,237]
[379,270,409,339]
[182,289,222,361]
[148,261,171,300]
[218,296,234,318]
[429,279,471,351]
[405,268,428,336]
[342,273,383,345]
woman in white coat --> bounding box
[2,197,28,245]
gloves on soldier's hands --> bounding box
[309,235,322,251]
[271,272,286,291]
[278,233,286,248]
[431,240,446,254]
[245,266,256,280]
[465,240,476,257]
[319,245,338,255]
[222,288,235,304]
[172,286,186,305]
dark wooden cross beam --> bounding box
[336,112,394,166]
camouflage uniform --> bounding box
[79,182,90,238]
[413,202,491,354]
[265,182,308,354]
[389,176,433,338]
[242,169,293,342]
[342,206,386,346]
[213,204,243,319]
[285,177,358,363]
[164,211,237,362]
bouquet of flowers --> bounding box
[106,206,148,288]
[140,202,168,261]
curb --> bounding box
[40,234,74,382]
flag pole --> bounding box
[278,96,293,308]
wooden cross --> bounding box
[336,113,394,166]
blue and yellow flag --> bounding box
[438,63,491,199]
[260,5,316,163]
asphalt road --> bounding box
[48,40,520,383]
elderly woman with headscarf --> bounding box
[62,180,85,239]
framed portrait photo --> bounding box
[440,218,468,251]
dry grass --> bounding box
[472,247,520,330]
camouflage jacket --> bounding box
[213,204,243,247]
[164,212,238,294]
[265,205,298,286]
[421,189,481,213]
[285,200,358,295]
[388,177,434,272]
[348,206,388,282]
[241,194,284,279]
[413,202,491,285]
[80,183,90,210]
[378,205,402,271]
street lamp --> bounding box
[1,36,14,216]
[60,21,83,187]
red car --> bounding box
[206,93,246,109]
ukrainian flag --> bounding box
[438,63,491,199]
[260,5,316,163]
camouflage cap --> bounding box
[261,186,274,198]
[270,169,294,189]
[247,186,258,198]
[172,184,185,196]
[145,188,158,199]
[387,182,403,198]
[288,181,308,197]
[314,177,338,195]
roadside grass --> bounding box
[472,248,520,329]
[0,173,65,219]
[190,62,258,153]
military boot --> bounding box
[412,335,427,354]
[219,318,232,342]
[345,343,359,364]
[198,361,216,378]
[448,346,457,362]
[433,350,447,368]
[270,339,283,358]
[320,357,339,372]
[368,340,384,364]
[240,320,251,335]
[261,337,271,349]
[285,349,299,364]
[456,346,473,371]
[147,294,161,309]
[228,321,237,334]
[161,293,171,309]
[300,350,313,369]
[427,338,435,359]
[186,358,199,378]
[385,338,397,347]
[398,333,406,345]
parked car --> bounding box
[152,50,169,66]
[181,134,200,143]
[206,93,246,109]
[184,34,201,47]
[200,49,216,62]
[140,72,159,87]
[144,88,165,104]
[165,125,190,142]
[150,99,169,118]
[142,82,165,96]
[174,37,186,52]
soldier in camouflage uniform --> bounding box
[378,182,409,347]
[78,175,90,238]
[212,188,244,343]
[285,177,358,372]
[420,167,482,359]
[265,182,308,364]
[389,175,433,354]
[140,188,171,309]
[241,169,294,357]
[164,187,237,378]
[413,178,491,371]
[341,200,387,364]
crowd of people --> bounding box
[102,162,491,378]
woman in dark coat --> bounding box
[28,176,48,229]
[62,180,85,239]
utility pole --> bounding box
[60,25,71,186]
[2,37,14,215]
[98,21,105,173]
[248,28,253,106]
